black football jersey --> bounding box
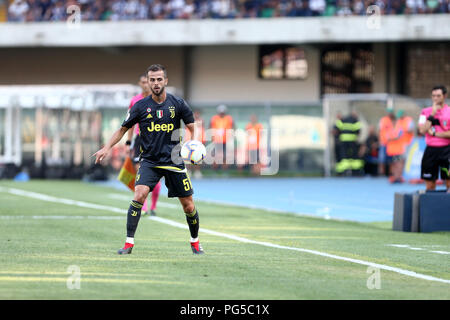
[122,93,194,168]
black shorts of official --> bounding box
[135,162,194,198]
[421,145,450,181]
[132,135,142,164]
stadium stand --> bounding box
[5,0,450,22]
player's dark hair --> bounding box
[146,64,167,78]
[139,73,147,80]
[431,85,447,95]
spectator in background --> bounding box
[211,0,231,18]
[378,106,395,176]
[405,0,426,13]
[388,0,406,14]
[167,0,185,19]
[361,125,379,176]
[181,0,195,19]
[309,0,326,15]
[260,0,277,17]
[386,109,414,183]
[336,0,352,15]
[24,0,41,22]
[83,0,105,21]
[8,0,29,22]
[296,0,314,16]
[332,112,343,169]
[150,0,166,19]
[245,114,264,175]
[196,0,210,18]
[6,0,450,22]
[210,104,234,170]
[110,0,126,20]
[398,109,415,149]
[242,0,259,18]
[334,110,363,176]
[425,0,439,13]
[36,0,52,21]
[124,0,140,20]
[277,0,292,16]
[49,0,66,21]
[352,0,365,15]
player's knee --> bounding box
[134,188,148,204]
[182,202,195,214]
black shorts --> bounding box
[421,145,450,181]
[135,161,194,198]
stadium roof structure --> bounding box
[1,15,450,47]
[0,84,177,110]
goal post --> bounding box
[323,93,423,177]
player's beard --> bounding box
[152,86,165,97]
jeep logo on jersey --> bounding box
[147,122,174,132]
[156,110,163,118]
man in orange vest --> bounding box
[378,107,395,176]
[210,104,234,170]
[245,114,264,175]
[386,110,415,183]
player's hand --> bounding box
[431,103,439,116]
[93,147,110,164]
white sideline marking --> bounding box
[431,251,450,255]
[0,216,125,220]
[1,186,449,285]
[387,244,450,255]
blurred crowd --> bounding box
[7,0,450,22]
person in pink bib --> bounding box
[418,85,450,191]
[125,74,161,215]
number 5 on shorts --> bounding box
[183,178,192,191]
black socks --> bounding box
[127,200,143,238]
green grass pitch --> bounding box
[0,180,449,299]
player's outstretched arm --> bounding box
[93,126,129,164]
[185,123,195,141]
[125,126,135,156]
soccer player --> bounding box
[126,73,161,216]
[94,64,204,255]
[418,85,450,191]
